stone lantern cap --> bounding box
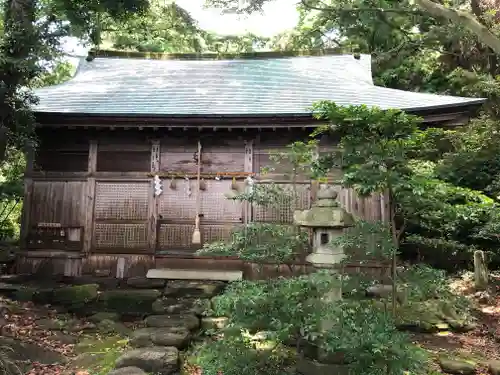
[293,184,354,228]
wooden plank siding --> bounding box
[19,128,390,278]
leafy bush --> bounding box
[188,334,296,375]
[402,235,474,271]
[398,265,468,307]
[321,300,428,375]
[211,272,337,338]
[196,273,429,375]
[0,345,21,375]
[197,223,309,265]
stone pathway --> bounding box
[107,279,226,375]
[0,276,228,375]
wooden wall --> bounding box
[19,127,389,277]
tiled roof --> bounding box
[32,53,485,116]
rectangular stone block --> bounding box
[146,268,242,282]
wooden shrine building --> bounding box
[17,50,486,279]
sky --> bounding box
[177,0,299,37]
[62,0,299,56]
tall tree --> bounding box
[0,0,151,158]
[207,0,500,54]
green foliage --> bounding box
[211,272,338,338]
[0,345,21,375]
[437,116,500,195]
[321,300,428,375]
[398,264,465,305]
[105,1,204,53]
[31,60,75,88]
[332,220,397,261]
[228,183,287,207]
[188,334,295,375]
[198,223,308,264]
[199,271,429,375]
[312,103,422,198]
[265,140,318,177]
[0,148,25,241]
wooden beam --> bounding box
[83,140,97,254]
[19,179,33,250]
[20,146,35,249]
[243,140,253,225]
[149,140,160,252]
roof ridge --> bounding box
[89,48,363,61]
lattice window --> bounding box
[201,180,243,222]
[203,224,239,243]
[94,182,149,220]
[94,223,147,249]
[158,223,195,249]
[158,179,197,220]
[253,183,311,223]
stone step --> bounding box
[108,367,147,375]
[130,327,191,348]
[145,314,200,331]
[114,346,178,375]
[146,268,242,282]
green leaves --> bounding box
[311,102,422,204]
[198,223,308,264]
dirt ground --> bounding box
[410,273,500,374]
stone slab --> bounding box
[146,268,242,281]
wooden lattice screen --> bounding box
[93,181,150,252]
[157,179,243,252]
[252,183,311,224]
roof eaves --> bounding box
[91,48,355,61]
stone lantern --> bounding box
[294,184,356,365]
[294,184,354,270]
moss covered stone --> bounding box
[144,314,200,330]
[96,319,131,336]
[395,300,474,333]
[438,357,476,375]
[163,281,225,298]
[488,360,500,375]
[88,312,120,323]
[152,298,210,315]
[100,289,161,316]
[51,284,99,311]
[13,287,37,302]
[126,277,166,289]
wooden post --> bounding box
[83,140,97,254]
[243,140,253,224]
[149,140,160,252]
[19,145,34,249]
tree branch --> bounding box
[300,0,422,15]
[299,0,500,55]
[413,0,500,55]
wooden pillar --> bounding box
[83,140,97,254]
[243,140,253,225]
[19,146,34,249]
[149,140,160,252]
